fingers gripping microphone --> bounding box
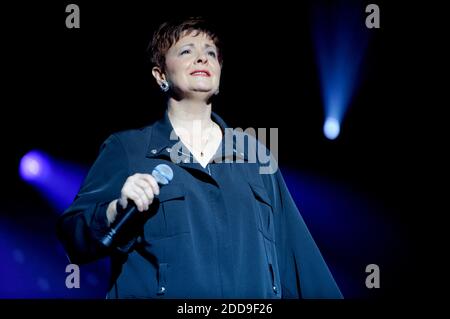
[100,164,174,247]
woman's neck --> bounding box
[167,98,213,131]
[167,98,221,167]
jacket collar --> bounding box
[146,110,248,162]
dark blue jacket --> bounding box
[57,112,343,299]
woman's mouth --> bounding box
[190,70,211,77]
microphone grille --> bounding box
[152,164,174,185]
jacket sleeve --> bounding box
[264,169,343,299]
[56,134,132,264]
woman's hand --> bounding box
[106,173,160,225]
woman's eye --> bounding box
[207,51,217,58]
[180,49,191,55]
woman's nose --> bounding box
[195,53,208,64]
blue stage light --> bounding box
[19,150,88,213]
[324,117,340,140]
[19,150,50,182]
[312,2,370,140]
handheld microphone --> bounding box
[100,164,174,247]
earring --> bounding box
[214,89,220,95]
[160,80,169,92]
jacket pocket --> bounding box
[248,182,275,242]
[248,182,281,297]
[144,182,189,239]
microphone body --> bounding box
[100,164,173,247]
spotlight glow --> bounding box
[324,118,340,140]
[312,3,370,142]
[19,151,48,181]
[19,150,88,212]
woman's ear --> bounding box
[152,66,166,86]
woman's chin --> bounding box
[192,85,215,92]
[185,89,215,99]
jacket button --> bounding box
[158,286,166,294]
[166,147,172,153]
[272,285,278,294]
[151,149,157,154]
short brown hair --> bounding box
[149,17,223,71]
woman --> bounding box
[57,17,343,299]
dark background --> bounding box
[1,0,441,301]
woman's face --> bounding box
[163,32,221,98]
